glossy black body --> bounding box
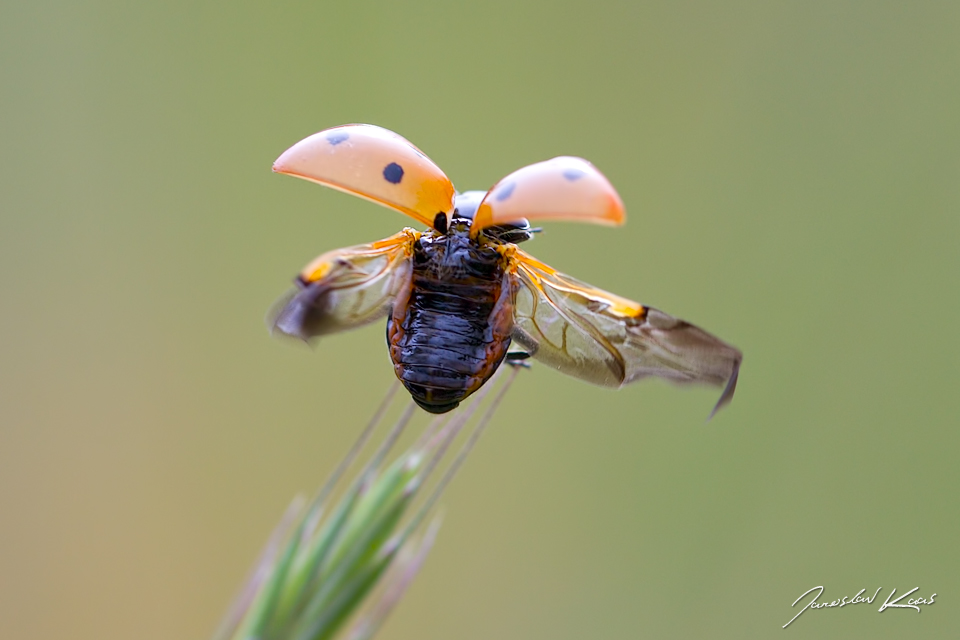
[388,222,512,413]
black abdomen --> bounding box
[388,233,512,413]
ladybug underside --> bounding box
[387,195,530,413]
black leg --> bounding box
[505,351,532,368]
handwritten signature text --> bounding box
[783,586,936,628]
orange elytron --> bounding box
[270,124,742,415]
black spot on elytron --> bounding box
[326,132,349,146]
[494,181,516,202]
[433,211,448,234]
[562,168,586,181]
[383,162,404,184]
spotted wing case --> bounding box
[273,124,456,229]
[471,156,625,235]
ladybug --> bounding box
[270,124,741,415]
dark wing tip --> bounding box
[265,288,297,333]
[706,354,741,422]
[265,285,319,345]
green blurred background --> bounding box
[2,1,958,638]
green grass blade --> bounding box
[289,493,412,640]
[343,517,441,640]
[267,478,367,637]
[298,546,397,640]
[212,496,305,640]
[321,455,422,580]
[232,510,305,640]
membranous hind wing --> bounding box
[270,230,418,341]
[510,250,742,417]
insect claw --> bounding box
[505,351,532,368]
